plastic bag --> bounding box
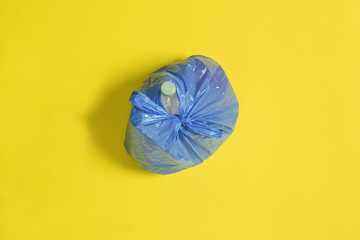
[124,55,239,174]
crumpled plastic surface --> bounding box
[124,55,239,174]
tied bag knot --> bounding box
[129,90,223,139]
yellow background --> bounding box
[1,0,359,239]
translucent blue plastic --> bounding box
[124,55,239,174]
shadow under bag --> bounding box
[124,55,239,174]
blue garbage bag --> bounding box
[124,55,239,174]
